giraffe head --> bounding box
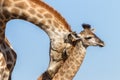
[65,24,104,48]
[78,24,104,47]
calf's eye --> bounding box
[85,37,92,40]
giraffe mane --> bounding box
[31,0,72,31]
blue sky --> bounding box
[5,0,120,80]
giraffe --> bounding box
[0,37,17,80]
[52,24,104,80]
[0,0,73,79]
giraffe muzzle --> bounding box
[98,41,105,47]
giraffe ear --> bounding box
[82,23,91,29]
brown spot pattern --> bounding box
[6,51,12,61]
[11,8,20,15]
[44,13,52,18]
[47,20,52,24]
[2,9,11,20]
[1,42,6,49]
[15,2,28,9]
[38,9,46,14]
[29,8,36,14]
[3,0,11,7]
[7,64,12,71]
[29,17,38,24]
[37,14,43,18]
[53,21,59,27]
[40,20,45,25]
[19,12,29,20]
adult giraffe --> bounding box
[0,0,72,80]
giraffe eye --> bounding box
[85,37,92,40]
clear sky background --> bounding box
[5,0,120,80]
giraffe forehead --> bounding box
[81,30,94,35]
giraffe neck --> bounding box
[0,37,17,80]
[52,41,86,80]
[0,0,71,42]
[0,38,17,71]
[0,51,9,80]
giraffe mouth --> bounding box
[98,42,105,47]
